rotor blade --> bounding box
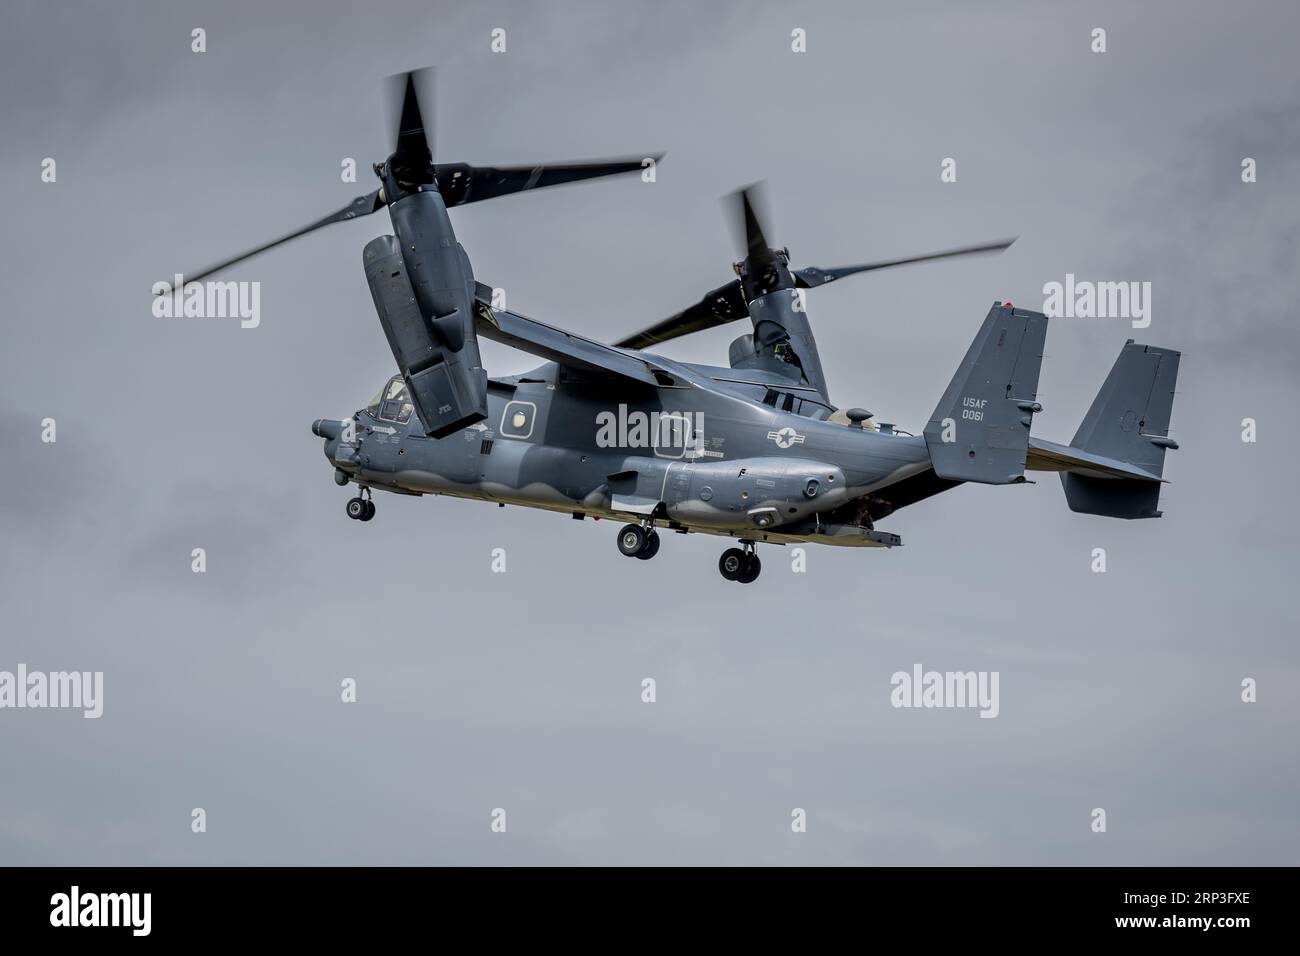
[433,155,661,207]
[727,183,780,276]
[794,237,1017,288]
[739,188,770,263]
[617,235,1019,350]
[613,278,747,350]
[385,68,435,184]
[174,190,383,287]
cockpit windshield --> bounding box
[366,376,414,424]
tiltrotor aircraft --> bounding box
[182,70,1181,583]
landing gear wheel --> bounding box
[635,531,660,560]
[360,500,375,521]
[346,497,367,520]
[617,524,648,557]
[719,548,747,580]
[736,554,762,583]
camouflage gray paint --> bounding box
[314,295,1181,560]
[317,354,923,549]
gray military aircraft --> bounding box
[183,71,1181,583]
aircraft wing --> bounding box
[472,283,669,387]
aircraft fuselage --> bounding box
[319,363,926,547]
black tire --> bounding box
[635,531,660,560]
[346,497,367,520]
[617,524,647,557]
[360,500,375,521]
[737,554,762,583]
[719,548,746,580]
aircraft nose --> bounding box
[312,418,342,440]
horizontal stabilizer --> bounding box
[1026,437,1163,482]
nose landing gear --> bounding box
[346,489,375,522]
[616,522,660,560]
[719,542,761,583]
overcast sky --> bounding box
[1,0,1297,865]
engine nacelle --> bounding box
[364,189,487,439]
[665,457,849,531]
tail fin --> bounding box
[924,302,1048,484]
[1070,340,1180,476]
[1056,340,1180,518]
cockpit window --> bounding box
[369,376,414,424]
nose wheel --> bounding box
[346,490,375,522]
[616,523,660,559]
[719,544,761,583]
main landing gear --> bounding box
[719,542,761,583]
[616,522,660,560]
[346,489,375,522]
